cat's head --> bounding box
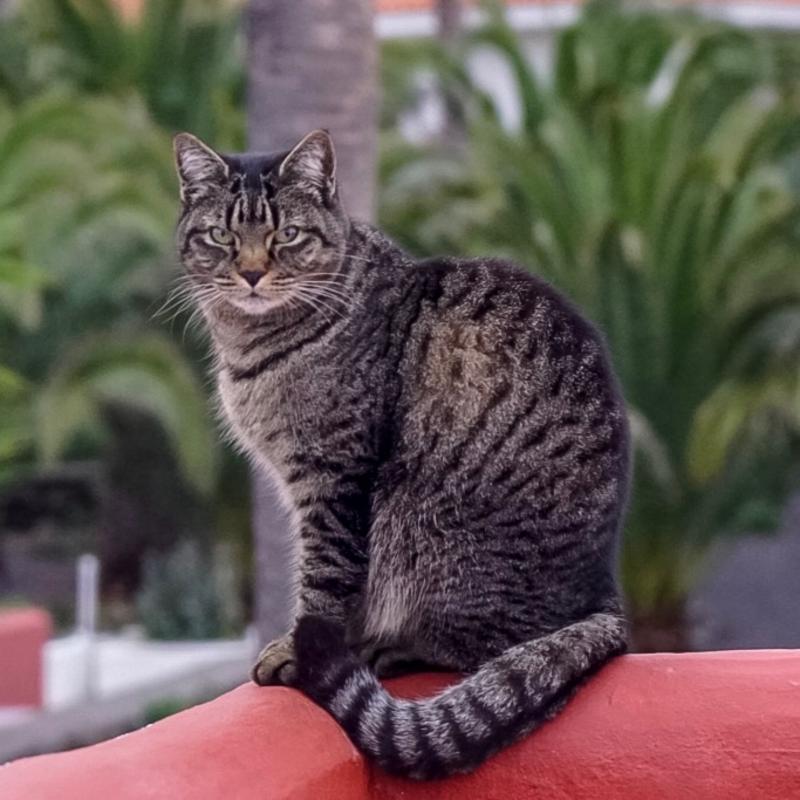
[173,129,349,316]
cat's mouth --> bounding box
[226,291,286,315]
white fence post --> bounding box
[76,553,100,701]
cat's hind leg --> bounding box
[359,642,455,679]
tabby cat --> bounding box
[173,129,630,780]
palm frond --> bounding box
[36,333,217,494]
[379,0,800,623]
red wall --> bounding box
[1,650,799,799]
[0,608,51,708]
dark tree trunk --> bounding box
[436,0,462,44]
[247,0,377,220]
[249,473,292,642]
[246,0,377,644]
[436,0,463,143]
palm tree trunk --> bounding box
[436,0,463,143]
[250,474,292,641]
[247,0,377,221]
[246,0,377,644]
[436,0,462,44]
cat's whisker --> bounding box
[155,287,218,328]
[294,285,353,318]
[302,289,344,322]
[303,278,353,294]
[303,294,352,317]
[182,308,206,343]
[161,279,215,299]
[296,280,359,307]
[181,289,223,341]
[292,288,336,324]
[152,285,198,319]
[295,284,351,321]
[296,281,352,302]
[318,289,359,307]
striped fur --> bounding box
[174,130,631,779]
[293,613,626,779]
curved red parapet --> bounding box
[376,651,800,800]
[0,684,369,800]
[1,651,799,799]
[0,608,52,709]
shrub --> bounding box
[136,540,243,640]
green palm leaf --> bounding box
[380,0,800,636]
[36,333,217,494]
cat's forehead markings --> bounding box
[221,150,289,229]
[229,173,244,194]
[223,182,274,229]
[222,149,289,192]
[257,193,273,225]
[261,172,277,201]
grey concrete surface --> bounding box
[691,498,800,650]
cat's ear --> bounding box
[173,133,228,202]
[279,129,336,199]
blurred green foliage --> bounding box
[381,0,800,644]
[143,695,194,724]
[0,0,246,631]
[137,540,242,639]
[7,0,245,143]
[0,1,242,488]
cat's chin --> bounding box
[226,294,285,316]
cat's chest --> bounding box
[217,368,300,466]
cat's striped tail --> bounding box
[291,612,627,780]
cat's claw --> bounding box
[251,634,297,686]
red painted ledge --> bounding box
[0,608,51,708]
[1,651,799,799]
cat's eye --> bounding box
[209,227,234,245]
[275,225,300,244]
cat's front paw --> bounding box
[250,633,296,686]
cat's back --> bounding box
[392,254,629,500]
[401,254,620,402]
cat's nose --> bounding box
[240,270,265,287]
